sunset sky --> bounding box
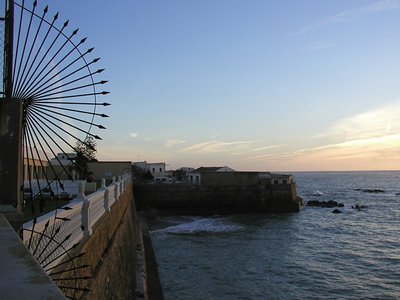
[49,0,400,171]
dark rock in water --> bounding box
[352,204,368,210]
[325,200,339,208]
[306,200,344,208]
[355,188,385,193]
[306,200,321,207]
[332,209,342,214]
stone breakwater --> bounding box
[134,182,302,215]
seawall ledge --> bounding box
[0,212,65,299]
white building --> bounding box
[49,153,76,166]
[132,161,167,181]
[132,161,148,171]
[23,150,48,181]
[148,162,166,180]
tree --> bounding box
[75,136,97,161]
[74,136,97,181]
[132,165,154,181]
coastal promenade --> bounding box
[0,212,65,299]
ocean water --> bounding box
[150,171,400,299]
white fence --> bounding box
[23,174,131,272]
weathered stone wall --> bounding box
[134,182,300,214]
[260,182,300,212]
[53,181,136,299]
[139,218,164,300]
[200,172,260,187]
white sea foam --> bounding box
[154,217,242,234]
[313,190,324,196]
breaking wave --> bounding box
[153,217,243,234]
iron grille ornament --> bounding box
[2,1,110,298]
[12,0,109,193]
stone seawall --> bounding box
[139,217,164,300]
[134,183,301,214]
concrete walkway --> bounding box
[0,210,65,299]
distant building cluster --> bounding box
[23,152,293,190]
[132,161,293,187]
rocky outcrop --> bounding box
[306,200,344,208]
[354,188,385,193]
[351,204,368,210]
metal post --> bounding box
[4,0,13,99]
[0,0,23,232]
[0,97,23,226]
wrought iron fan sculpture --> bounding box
[1,0,109,298]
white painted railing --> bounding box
[24,180,86,198]
[23,174,131,272]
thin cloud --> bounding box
[130,132,138,138]
[295,133,400,166]
[251,145,284,152]
[316,101,400,141]
[231,144,283,156]
[293,0,400,35]
[302,133,400,154]
[252,133,400,171]
[246,102,400,169]
[244,153,280,161]
[165,139,186,148]
[179,140,258,154]
[179,138,285,158]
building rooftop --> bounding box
[194,167,226,172]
